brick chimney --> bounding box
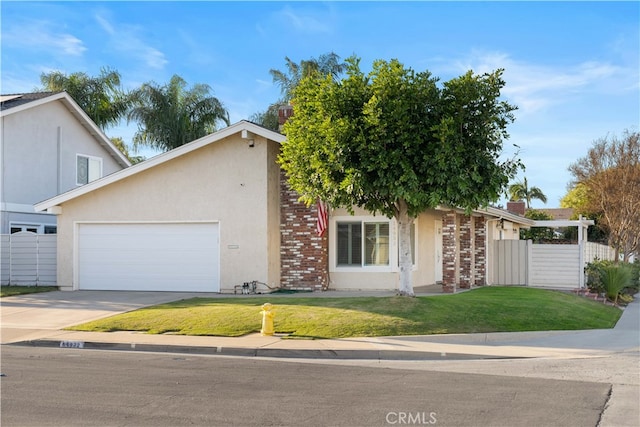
[276,102,329,290]
[278,104,294,132]
[506,201,526,215]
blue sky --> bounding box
[2,1,638,208]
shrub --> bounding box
[586,259,638,303]
[585,259,615,295]
[625,260,640,295]
[601,264,633,304]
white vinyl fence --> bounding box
[530,244,580,288]
[584,242,616,262]
[0,232,56,286]
[492,240,616,290]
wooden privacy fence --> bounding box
[0,232,56,285]
[492,240,616,289]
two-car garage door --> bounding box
[77,223,219,292]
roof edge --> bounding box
[1,91,131,169]
[35,121,286,212]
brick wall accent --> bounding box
[279,170,328,291]
[458,215,473,289]
[474,216,487,286]
[442,211,458,293]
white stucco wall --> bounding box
[1,99,124,233]
[1,100,123,205]
[486,219,521,242]
[54,133,280,292]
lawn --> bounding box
[0,286,58,297]
[68,287,623,339]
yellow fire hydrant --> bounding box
[260,303,275,336]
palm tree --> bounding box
[40,67,130,129]
[110,137,145,164]
[269,52,346,102]
[251,52,347,131]
[508,177,548,208]
[127,75,229,152]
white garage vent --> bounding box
[77,223,220,292]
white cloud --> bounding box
[255,79,273,91]
[95,14,115,35]
[3,20,86,56]
[94,13,168,70]
[438,50,633,117]
[276,5,333,34]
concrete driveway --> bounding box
[0,290,217,344]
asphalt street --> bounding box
[1,346,611,427]
[1,290,638,426]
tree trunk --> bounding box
[396,199,414,297]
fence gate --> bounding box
[492,240,592,289]
[492,240,529,285]
[0,232,57,285]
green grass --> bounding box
[1,285,58,297]
[68,287,623,339]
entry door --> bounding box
[434,220,443,283]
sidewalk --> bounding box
[7,295,639,361]
[3,291,637,427]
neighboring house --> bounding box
[536,208,575,221]
[0,92,130,234]
[35,121,533,293]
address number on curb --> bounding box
[60,341,84,349]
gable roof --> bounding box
[35,120,286,212]
[0,91,131,168]
[0,92,60,110]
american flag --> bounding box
[316,199,328,237]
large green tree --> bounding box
[127,75,229,151]
[40,67,130,129]
[560,183,607,243]
[252,53,347,131]
[508,177,547,208]
[280,57,521,296]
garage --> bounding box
[77,222,220,292]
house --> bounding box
[537,208,575,221]
[35,121,533,293]
[0,92,130,235]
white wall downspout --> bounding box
[57,126,62,194]
[485,217,501,285]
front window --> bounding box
[77,154,102,185]
[337,222,362,266]
[365,223,390,265]
[337,221,389,267]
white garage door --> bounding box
[77,223,219,292]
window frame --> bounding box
[331,215,418,273]
[76,153,103,186]
[9,223,44,234]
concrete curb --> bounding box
[8,339,527,361]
